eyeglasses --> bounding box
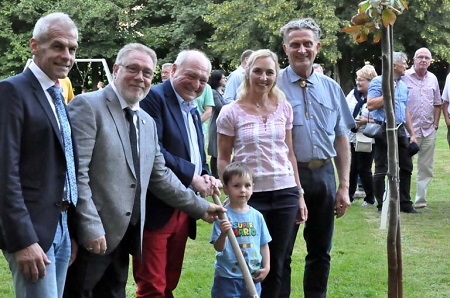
[119,64,154,79]
[414,55,431,61]
[355,78,370,83]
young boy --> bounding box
[210,162,271,297]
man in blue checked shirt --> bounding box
[277,18,352,298]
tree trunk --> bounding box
[382,24,403,298]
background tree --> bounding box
[1,0,450,91]
[205,0,450,92]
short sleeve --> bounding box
[216,103,237,137]
[284,101,294,130]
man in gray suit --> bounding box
[63,43,223,297]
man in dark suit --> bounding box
[0,12,79,297]
[136,49,216,297]
[63,44,222,298]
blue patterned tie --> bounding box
[47,85,78,206]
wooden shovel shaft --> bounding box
[212,194,259,298]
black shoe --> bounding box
[400,207,420,214]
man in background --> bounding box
[403,47,441,209]
[161,62,173,82]
[367,51,418,214]
[223,49,253,103]
[59,76,75,103]
[442,72,450,147]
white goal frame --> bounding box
[25,58,112,83]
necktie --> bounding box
[47,85,78,206]
[299,79,309,119]
[124,107,141,226]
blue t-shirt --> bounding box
[210,206,271,279]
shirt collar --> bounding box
[286,65,318,85]
[28,61,58,91]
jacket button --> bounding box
[131,184,136,188]
[126,212,131,216]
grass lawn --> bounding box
[1,121,450,297]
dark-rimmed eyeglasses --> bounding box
[119,64,154,79]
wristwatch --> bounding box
[299,188,305,195]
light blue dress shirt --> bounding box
[223,66,245,104]
[277,66,350,162]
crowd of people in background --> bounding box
[1,10,450,298]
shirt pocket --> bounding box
[317,102,337,135]
[291,101,304,126]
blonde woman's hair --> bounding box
[356,64,378,81]
[236,49,286,102]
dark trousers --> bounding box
[349,143,375,203]
[290,162,336,298]
[248,187,299,298]
[210,156,219,179]
[64,225,138,298]
[373,127,413,210]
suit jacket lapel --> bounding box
[164,82,191,155]
[104,86,136,178]
[24,69,64,148]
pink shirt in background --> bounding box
[217,100,297,192]
[403,68,442,138]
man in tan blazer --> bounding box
[64,43,222,297]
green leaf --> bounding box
[382,8,397,27]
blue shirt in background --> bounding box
[367,75,409,124]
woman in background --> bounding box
[208,69,227,181]
[345,64,378,206]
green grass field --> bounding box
[2,123,450,297]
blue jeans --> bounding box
[3,212,71,298]
[211,275,261,298]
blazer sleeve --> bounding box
[140,88,196,187]
[67,95,106,245]
[146,120,209,219]
[0,80,39,252]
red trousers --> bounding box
[133,210,190,298]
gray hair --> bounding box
[115,43,158,70]
[393,52,408,65]
[33,12,78,42]
[414,47,432,59]
[174,50,212,73]
[280,18,322,44]
[161,62,173,69]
